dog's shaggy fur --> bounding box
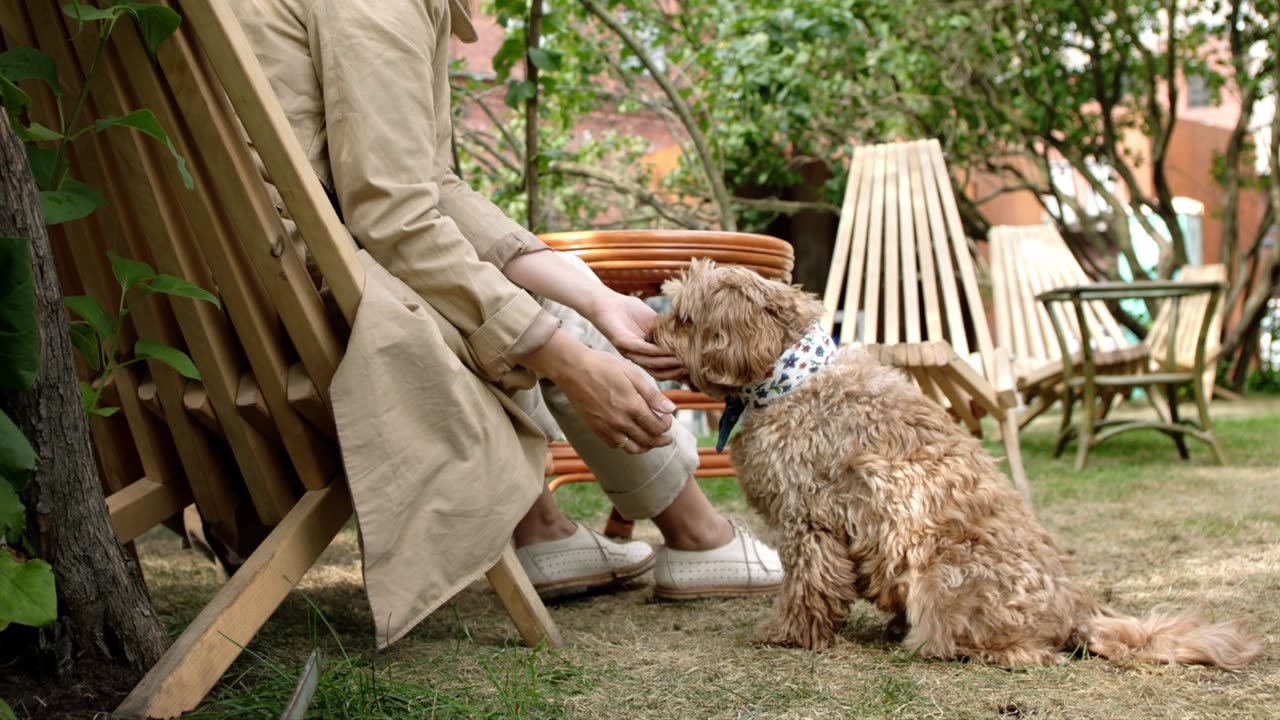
[654,260,1261,669]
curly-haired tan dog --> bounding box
[654,259,1260,669]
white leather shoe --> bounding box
[653,523,784,600]
[515,523,656,598]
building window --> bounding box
[1187,73,1212,108]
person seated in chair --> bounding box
[232,0,782,616]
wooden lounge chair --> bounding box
[2,3,558,717]
[1145,263,1228,402]
[821,139,1029,499]
[988,224,1150,426]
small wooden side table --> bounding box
[1036,279,1227,470]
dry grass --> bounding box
[139,397,1280,719]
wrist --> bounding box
[519,329,586,385]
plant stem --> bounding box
[51,23,112,190]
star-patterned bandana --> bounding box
[716,324,838,451]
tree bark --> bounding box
[0,121,166,674]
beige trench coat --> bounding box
[235,0,560,646]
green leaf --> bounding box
[20,122,64,143]
[94,110,192,189]
[88,405,120,418]
[67,322,102,372]
[135,339,200,380]
[25,146,59,190]
[0,237,39,391]
[39,186,103,225]
[0,479,24,539]
[0,408,36,476]
[127,3,182,62]
[143,274,220,308]
[527,47,562,72]
[0,48,61,98]
[504,79,537,108]
[1,696,18,720]
[62,2,126,22]
[108,252,156,293]
[0,553,56,628]
[63,295,114,339]
[0,74,31,120]
[61,176,107,208]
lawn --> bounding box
[138,397,1279,719]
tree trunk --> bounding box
[0,121,166,675]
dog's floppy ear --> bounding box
[696,267,786,387]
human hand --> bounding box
[588,290,687,381]
[521,331,677,454]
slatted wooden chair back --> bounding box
[820,139,1029,499]
[1146,263,1227,398]
[1,3,554,718]
[989,224,1136,375]
[822,139,998,382]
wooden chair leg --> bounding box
[1164,386,1191,460]
[486,544,563,648]
[999,414,1032,506]
[1192,381,1228,465]
[603,508,636,539]
[1073,382,1097,471]
[114,483,353,720]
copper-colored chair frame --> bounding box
[541,230,795,537]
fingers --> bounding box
[613,335,674,358]
[627,352,685,371]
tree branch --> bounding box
[579,0,736,230]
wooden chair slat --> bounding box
[882,142,902,345]
[840,145,879,339]
[895,145,920,343]
[821,147,866,333]
[862,145,888,342]
[907,144,945,342]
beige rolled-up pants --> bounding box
[517,254,699,520]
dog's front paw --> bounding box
[754,615,834,652]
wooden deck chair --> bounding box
[821,139,1029,498]
[1145,263,1228,403]
[1,3,559,718]
[988,224,1150,427]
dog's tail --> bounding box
[1080,605,1260,670]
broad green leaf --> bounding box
[0,74,30,120]
[0,48,61,98]
[79,380,96,413]
[1,695,18,720]
[135,339,200,380]
[0,553,56,628]
[108,252,156,293]
[67,322,102,372]
[0,237,38,391]
[25,146,59,190]
[94,110,193,189]
[20,122,63,143]
[88,405,120,417]
[127,3,182,62]
[0,479,24,539]
[527,47,562,72]
[60,177,107,209]
[62,2,126,22]
[143,274,220,308]
[0,408,36,476]
[39,187,103,226]
[504,79,537,108]
[63,295,114,339]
